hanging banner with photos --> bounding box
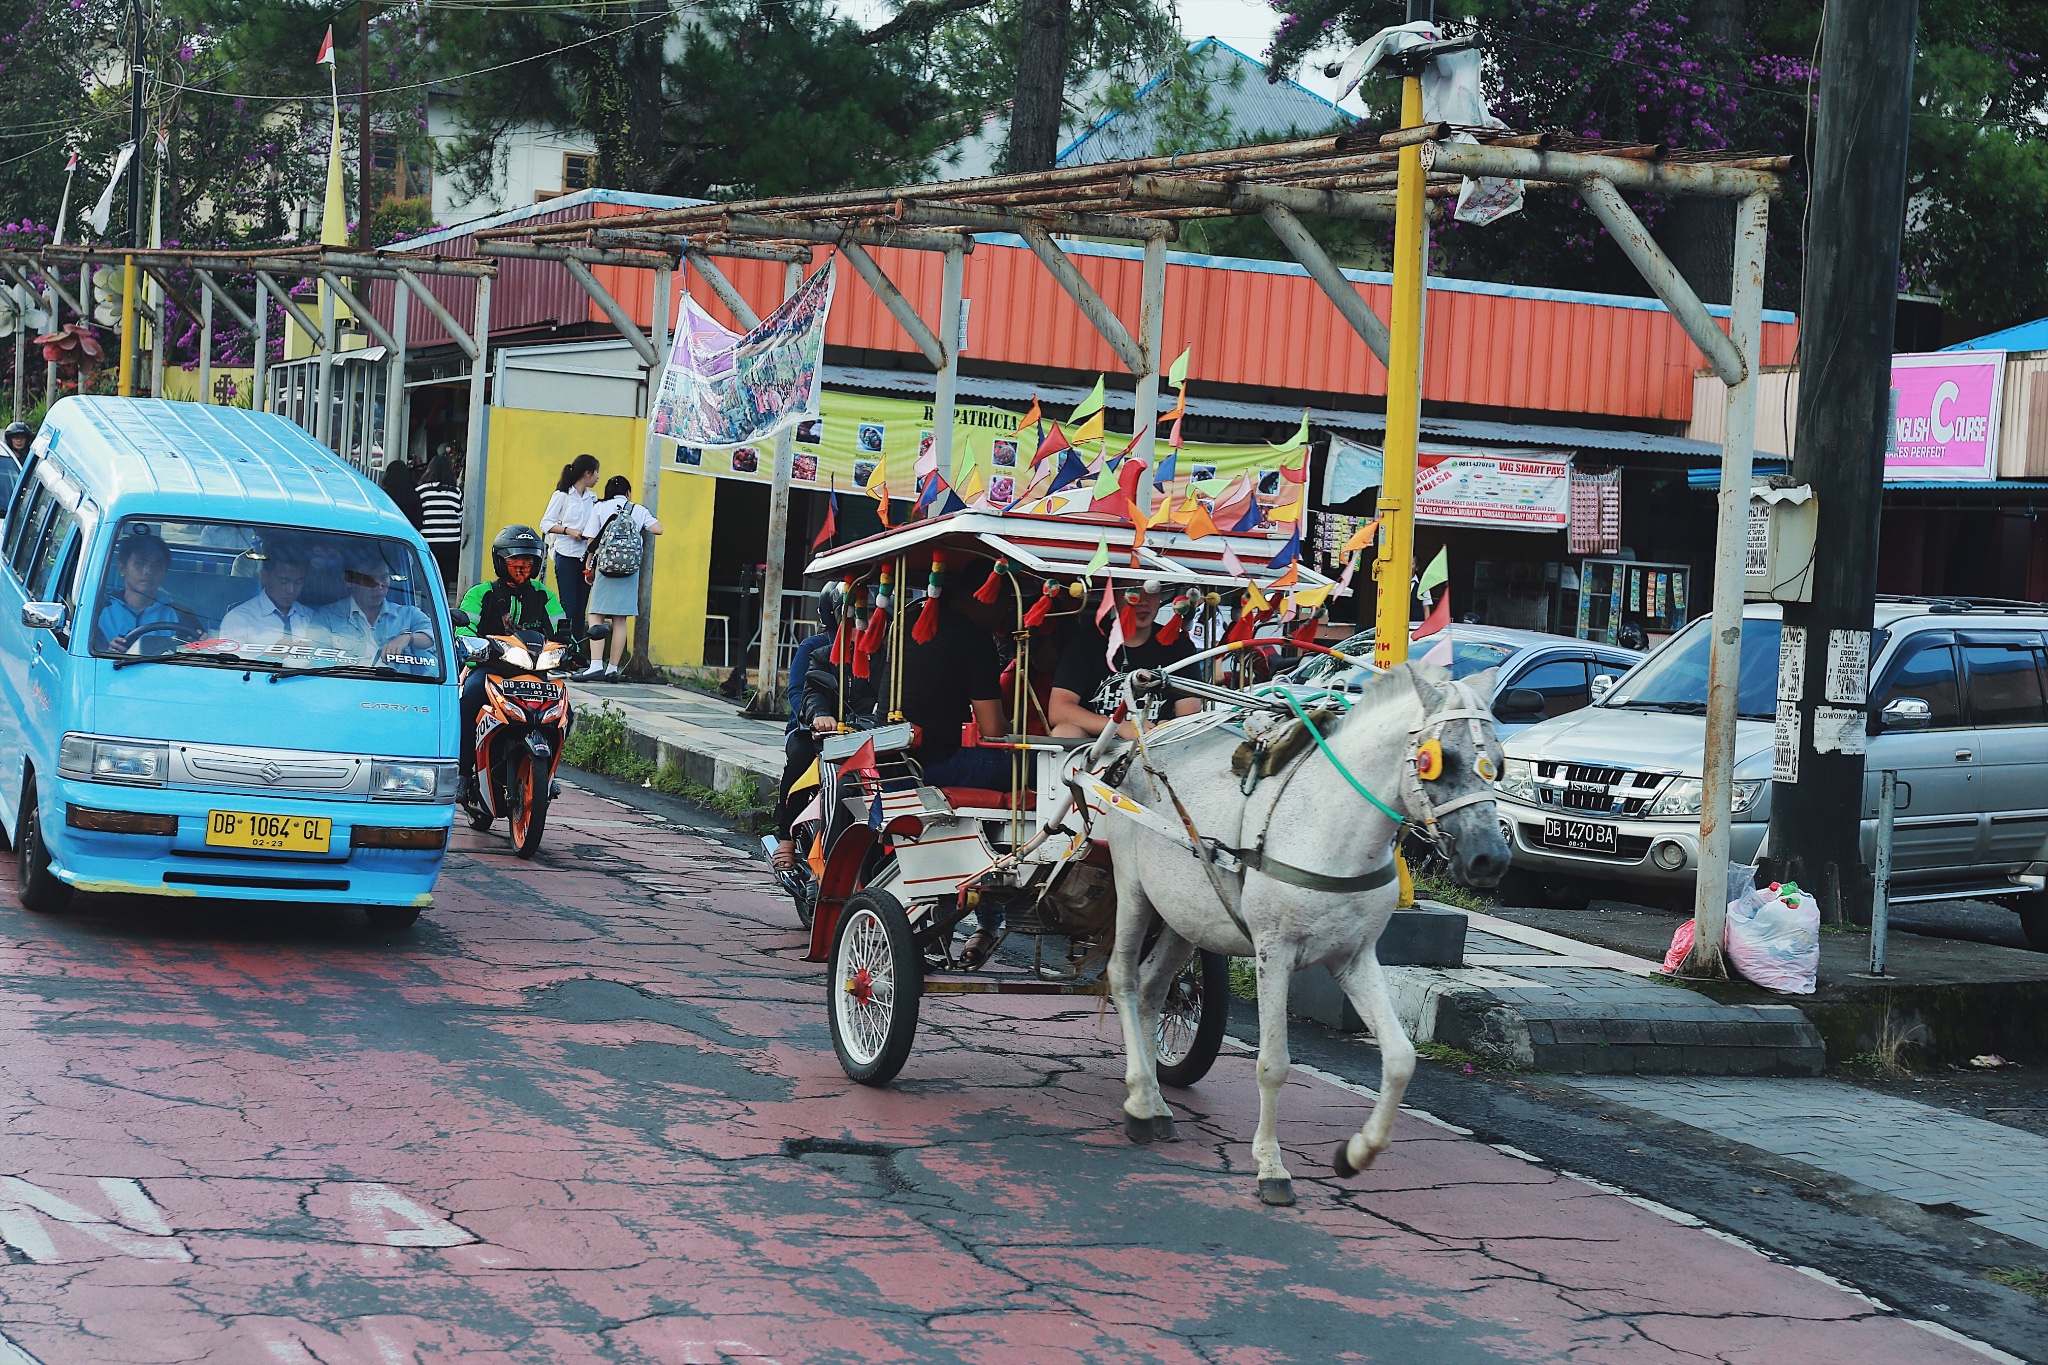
[648,260,836,449]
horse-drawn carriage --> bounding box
[780,506,1511,1205]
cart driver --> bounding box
[1048,579,1199,739]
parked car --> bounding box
[1492,599,2048,951]
[1286,624,1643,736]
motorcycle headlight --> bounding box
[371,759,459,803]
[59,734,168,786]
[1495,757,1537,802]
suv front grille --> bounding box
[1531,763,1673,817]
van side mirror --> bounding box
[1879,696,1932,731]
[1590,673,1618,701]
[21,602,65,632]
[1496,688,1547,719]
[448,609,470,629]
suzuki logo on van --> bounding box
[259,760,284,785]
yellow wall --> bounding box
[483,406,713,667]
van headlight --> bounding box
[58,734,169,786]
[1495,757,1537,802]
[1646,777,1765,818]
[371,759,459,803]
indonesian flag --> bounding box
[315,26,336,66]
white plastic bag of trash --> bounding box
[1726,878,1820,994]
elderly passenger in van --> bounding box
[218,542,319,648]
[315,547,437,670]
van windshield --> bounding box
[88,518,446,682]
[1606,614,1780,719]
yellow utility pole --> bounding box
[117,254,138,397]
[1372,73,1428,669]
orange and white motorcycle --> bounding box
[457,621,606,858]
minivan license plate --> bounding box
[206,811,331,853]
[1544,817,1618,854]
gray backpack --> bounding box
[592,505,644,577]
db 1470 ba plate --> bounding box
[1543,817,1618,854]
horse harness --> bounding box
[1080,686,1500,941]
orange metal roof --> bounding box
[587,202,1797,427]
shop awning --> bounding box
[1687,464,2048,491]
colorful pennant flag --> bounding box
[1412,588,1452,641]
[314,25,335,65]
[812,486,838,550]
[1417,544,1449,602]
[1082,534,1111,582]
[1048,448,1090,494]
[1070,376,1106,424]
[1267,527,1302,571]
[1071,409,1105,447]
[1014,398,1042,436]
[1035,420,1072,465]
[1167,346,1191,390]
[1183,497,1218,541]
[1341,517,1379,554]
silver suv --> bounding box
[1493,599,2048,951]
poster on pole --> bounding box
[1415,450,1571,530]
[649,260,836,449]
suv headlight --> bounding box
[1646,777,1765,818]
[1495,757,1537,802]
[371,759,459,803]
[58,734,168,786]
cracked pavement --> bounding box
[0,781,2006,1363]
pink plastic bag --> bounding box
[1662,919,1695,973]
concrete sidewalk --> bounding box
[568,680,784,791]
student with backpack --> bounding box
[577,475,662,681]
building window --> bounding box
[371,131,399,174]
[563,152,596,192]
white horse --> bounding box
[1102,661,1509,1206]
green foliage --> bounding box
[1417,1040,1523,1072]
[1413,869,1494,913]
[1988,1266,2048,1298]
[1228,957,1258,1000]
[563,702,767,821]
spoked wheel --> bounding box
[829,888,922,1086]
[1154,950,1230,1088]
[509,751,549,859]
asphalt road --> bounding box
[0,774,2024,1364]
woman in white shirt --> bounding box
[540,454,600,643]
[578,474,663,681]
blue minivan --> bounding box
[0,398,458,927]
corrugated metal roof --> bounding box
[1687,464,2048,491]
[1058,40,1350,166]
[825,364,1725,457]
[1942,318,2048,353]
[595,236,1799,426]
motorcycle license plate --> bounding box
[1543,817,1618,854]
[205,810,332,853]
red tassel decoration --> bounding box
[912,553,944,644]
[852,643,872,678]
[912,594,941,644]
[974,560,1005,604]
[1153,602,1185,647]
[1225,610,1258,644]
[1023,583,1057,628]
[857,568,891,656]
[828,620,848,665]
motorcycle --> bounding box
[453,614,607,858]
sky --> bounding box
[832,0,1369,115]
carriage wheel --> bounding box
[829,888,922,1086]
[1154,950,1230,1088]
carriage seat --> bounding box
[939,786,1036,812]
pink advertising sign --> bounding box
[1887,351,2005,481]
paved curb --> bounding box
[569,684,782,795]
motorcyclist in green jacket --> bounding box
[456,525,567,798]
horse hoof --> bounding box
[1125,1112,1156,1144]
[1333,1140,1359,1179]
[1258,1178,1296,1207]
[1151,1114,1179,1143]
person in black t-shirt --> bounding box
[1049,581,1200,739]
[894,593,1010,790]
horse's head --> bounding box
[1398,662,1510,888]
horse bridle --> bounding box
[1401,689,1505,857]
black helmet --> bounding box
[491,524,546,581]
[816,579,848,631]
[3,421,29,452]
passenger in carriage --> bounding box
[1048,579,1200,738]
[770,582,847,875]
